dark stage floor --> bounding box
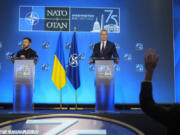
[0,109,167,135]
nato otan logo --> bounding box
[19,6,120,32]
[25,12,39,26]
[69,54,79,67]
[19,6,45,31]
[0,114,144,135]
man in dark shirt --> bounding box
[16,37,38,59]
[140,48,180,135]
[12,37,38,63]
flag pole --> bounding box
[59,30,63,110]
[74,26,77,110]
[75,89,77,109]
[54,87,68,110]
[52,31,68,111]
[69,27,83,110]
[60,89,62,109]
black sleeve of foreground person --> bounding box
[140,81,176,127]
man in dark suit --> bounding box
[89,30,119,64]
[140,48,180,135]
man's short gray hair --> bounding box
[100,29,108,34]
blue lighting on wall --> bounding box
[0,0,175,104]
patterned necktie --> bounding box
[101,41,104,54]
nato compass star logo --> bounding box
[69,54,79,67]
[25,12,39,26]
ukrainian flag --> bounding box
[52,33,66,90]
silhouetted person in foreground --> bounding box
[140,48,180,135]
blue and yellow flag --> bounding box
[52,33,66,90]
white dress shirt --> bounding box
[100,40,107,51]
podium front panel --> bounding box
[13,60,35,113]
[95,60,114,112]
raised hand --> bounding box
[144,48,159,81]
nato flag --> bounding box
[67,32,80,89]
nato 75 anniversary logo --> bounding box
[19,6,120,33]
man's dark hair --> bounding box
[24,37,32,43]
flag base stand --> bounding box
[69,90,84,110]
[53,89,68,110]
[53,107,68,110]
[69,107,84,110]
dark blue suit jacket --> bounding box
[91,40,119,59]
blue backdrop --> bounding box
[0,0,175,104]
[174,0,180,103]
